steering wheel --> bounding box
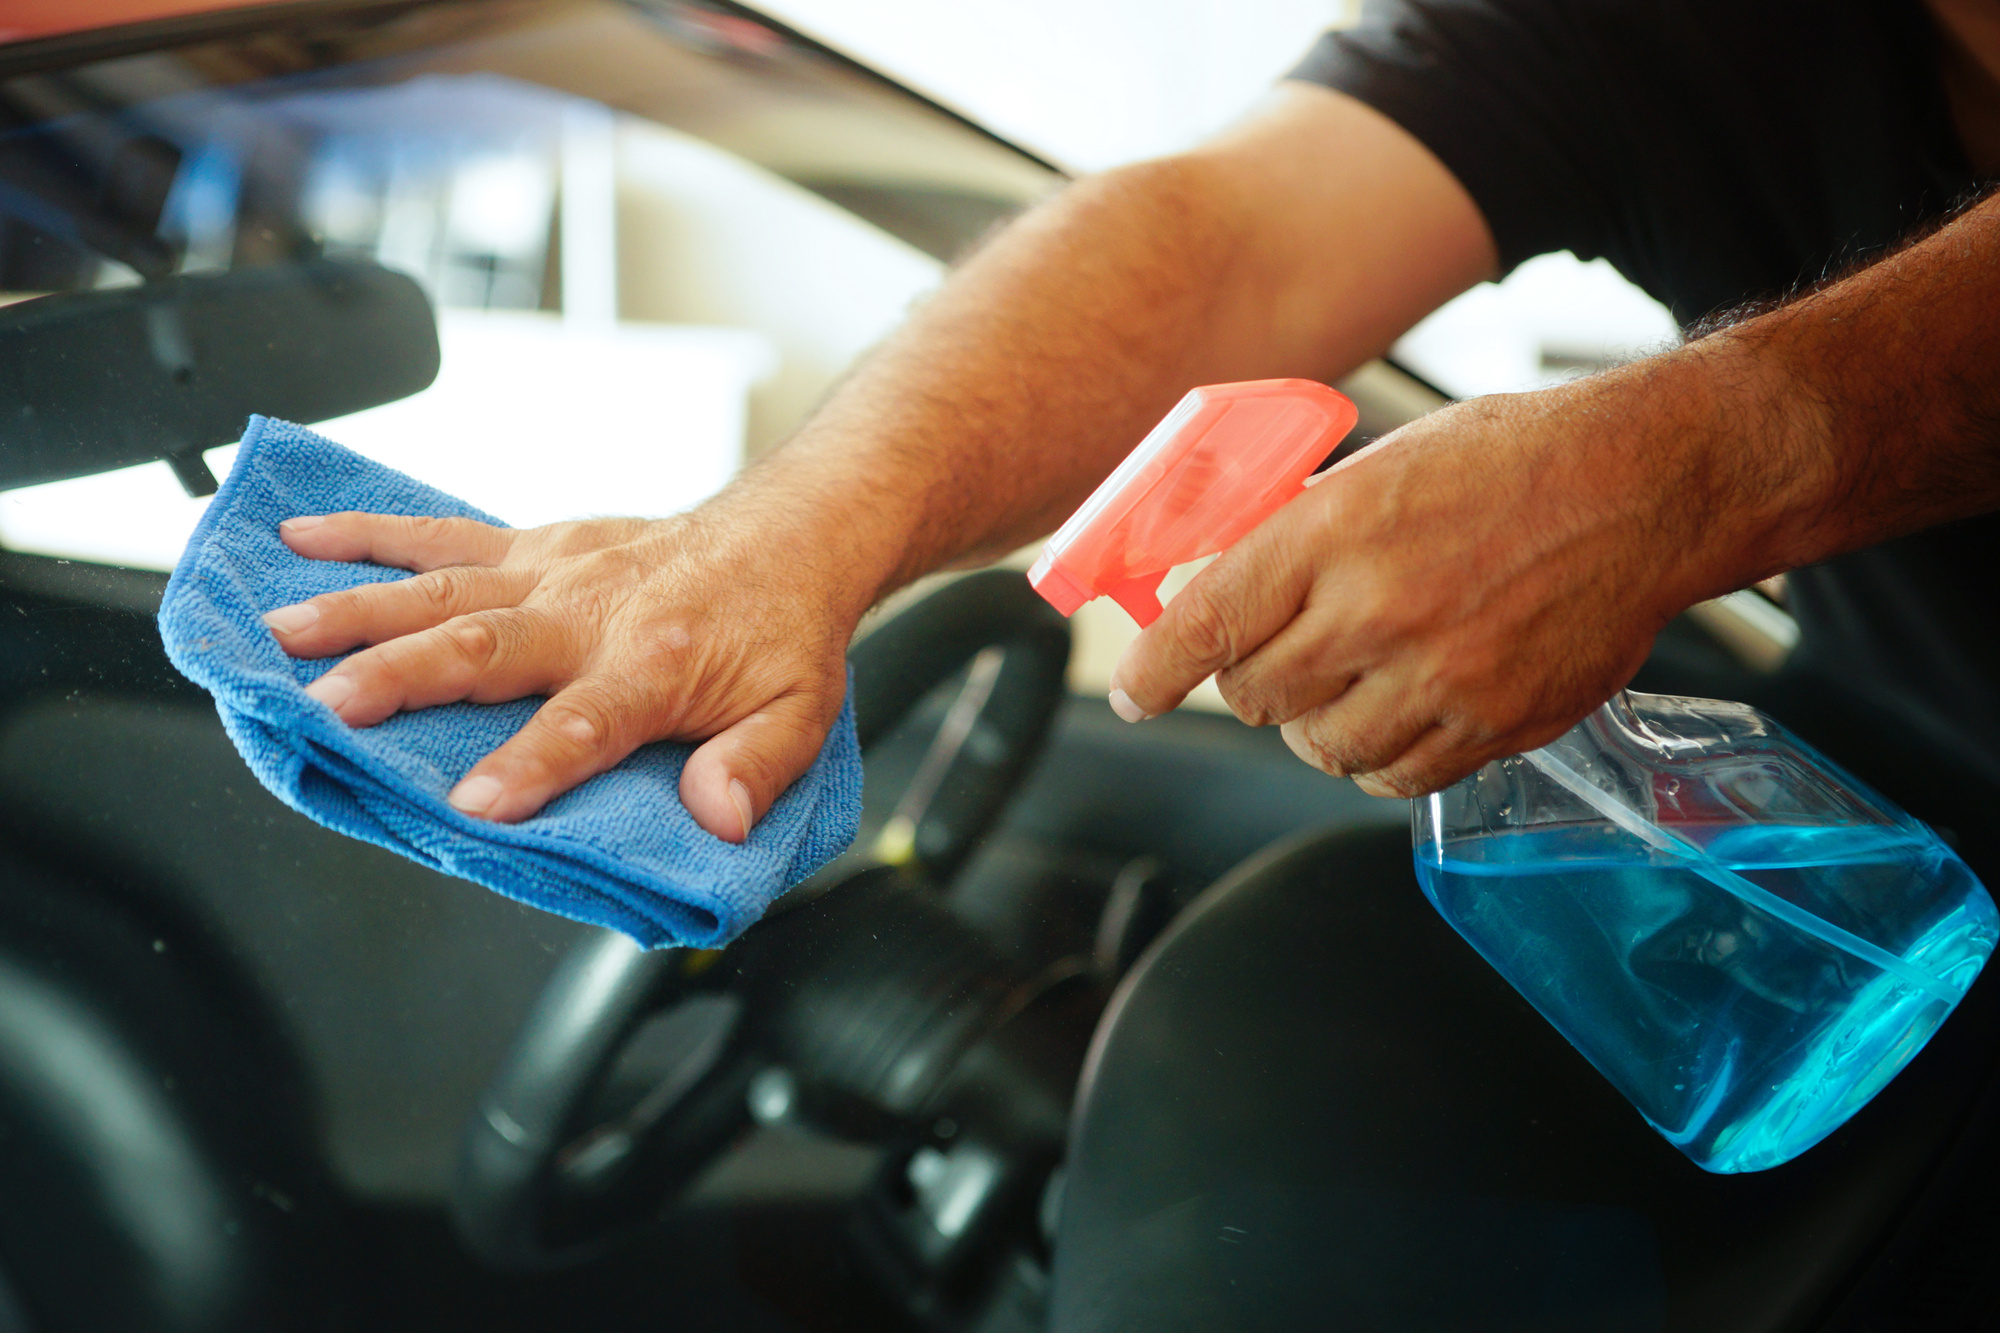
[451,569,1073,1270]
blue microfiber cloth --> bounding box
[158,416,863,948]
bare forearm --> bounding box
[715,87,1496,619]
[753,156,1266,599]
[1695,189,2000,582]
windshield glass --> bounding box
[0,0,1057,569]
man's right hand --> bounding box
[258,507,861,842]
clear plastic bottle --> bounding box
[1416,690,1998,1172]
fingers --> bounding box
[304,615,841,836]
[1213,602,1361,726]
[1277,670,1435,777]
[279,512,516,572]
[680,688,842,843]
[303,608,572,727]
[264,564,532,658]
[444,678,655,824]
[1284,678,1573,800]
[1352,702,1583,798]
[1274,666,1532,799]
[438,678,840,840]
[1351,725,1484,799]
[1109,533,1314,720]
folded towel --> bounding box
[159,416,862,948]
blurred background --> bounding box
[760,0,1679,395]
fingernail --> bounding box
[1108,688,1152,724]
[280,516,324,532]
[262,602,320,635]
[729,779,755,841]
[304,672,354,710]
[448,774,504,816]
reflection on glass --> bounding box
[0,0,1055,569]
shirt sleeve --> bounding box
[1285,0,1637,275]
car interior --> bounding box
[2,3,1998,1332]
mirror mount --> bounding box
[0,258,439,497]
[165,450,219,499]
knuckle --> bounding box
[1288,707,1421,780]
[327,649,391,703]
[542,688,621,755]
[1346,731,1405,775]
[366,634,428,682]
[1215,670,1281,728]
[402,514,457,550]
[1284,714,1359,776]
[635,622,694,667]
[443,614,500,670]
[1171,588,1239,671]
[1342,591,1396,645]
[1342,578,1425,645]
[411,569,466,618]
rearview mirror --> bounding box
[0,259,440,496]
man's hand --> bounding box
[262,508,860,840]
[1106,352,1803,798]
[1112,189,2000,799]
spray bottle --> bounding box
[1030,378,1997,1172]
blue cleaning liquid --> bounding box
[1414,823,1998,1172]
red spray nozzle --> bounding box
[1028,379,1358,627]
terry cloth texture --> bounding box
[159,416,862,948]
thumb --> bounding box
[680,689,839,843]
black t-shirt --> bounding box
[1288,0,2000,768]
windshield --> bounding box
[0,0,1057,569]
